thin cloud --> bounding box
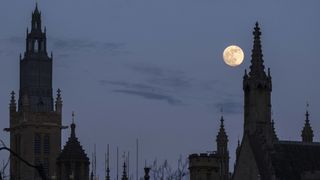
[128,64,192,90]
[112,89,182,105]
[52,38,127,56]
[99,80,157,92]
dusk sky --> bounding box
[0,0,320,178]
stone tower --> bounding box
[243,22,273,144]
[233,23,274,180]
[216,116,229,180]
[6,4,62,180]
[56,114,90,180]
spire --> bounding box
[71,112,76,138]
[216,115,228,155]
[271,119,278,141]
[121,162,128,180]
[57,89,62,100]
[55,89,63,114]
[105,144,110,180]
[10,91,16,107]
[301,104,314,142]
[31,3,42,32]
[217,116,228,142]
[249,22,266,78]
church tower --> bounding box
[6,4,62,179]
[243,22,273,144]
[216,116,229,180]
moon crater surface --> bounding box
[223,45,244,67]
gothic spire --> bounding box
[249,22,267,78]
[217,116,228,142]
[31,3,42,32]
[301,106,314,143]
[10,91,16,107]
[216,115,228,155]
[71,112,76,138]
[121,162,128,180]
[105,144,111,180]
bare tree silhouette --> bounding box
[150,156,188,180]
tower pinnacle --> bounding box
[249,22,266,78]
[121,161,128,180]
[301,105,314,143]
[71,112,76,138]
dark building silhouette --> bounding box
[56,114,90,180]
[233,23,320,180]
[5,4,90,180]
[6,4,62,180]
[189,116,230,180]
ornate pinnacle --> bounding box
[249,22,266,78]
[217,116,228,143]
[302,106,314,143]
[10,91,16,108]
[122,162,128,180]
[56,89,62,102]
[71,112,76,138]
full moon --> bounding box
[223,45,244,67]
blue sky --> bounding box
[0,0,320,178]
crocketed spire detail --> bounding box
[249,22,266,79]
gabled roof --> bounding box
[271,141,320,179]
[57,123,89,163]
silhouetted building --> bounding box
[6,4,62,180]
[5,4,90,180]
[56,114,90,180]
[189,116,230,180]
[233,22,320,180]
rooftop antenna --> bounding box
[117,147,119,180]
[127,151,130,179]
[72,111,75,124]
[105,144,110,180]
[94,144,97,178]
[136,139,139,180]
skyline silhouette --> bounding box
[0,0,320,178]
